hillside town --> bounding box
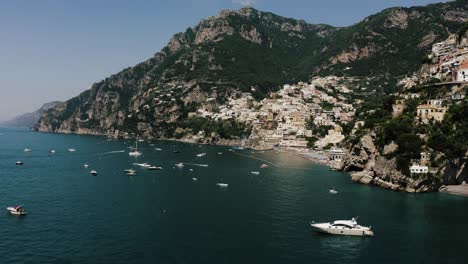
[194,77,356,153]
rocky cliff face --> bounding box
[35,1,468,142]
[340,133,441,193]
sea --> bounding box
[0,128,467,264]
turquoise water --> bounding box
[0,128,467,264]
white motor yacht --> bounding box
[148,166,162,170]
[329,188,339,194]
[16,161,24,166]
[251,171,260,175]
[310,218,374,237]
[50,149,56,154]
[89,170,98,176]
[6,205,27,216]
[68,148,76,152]
[175,162,184,168]
[24,148,32,152]
[216,183,229,188]
[196,153,206,157]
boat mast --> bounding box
[135,135,138,151]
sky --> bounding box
[0,0,450,121]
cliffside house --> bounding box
[416,100,448,124]
[329,148,345,162]
[456,60,468,82]
[410,164,429,174]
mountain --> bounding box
[2,101,62,128]
[35,0,468,139]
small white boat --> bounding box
[329,188,339,194]
[148,166,162,170]
[196,153,206,157]
[68,148,76,152]
[6,205,27,216]
[260,164,269,169]
[89,170,98,176]
[189,169,194,172]
[251,171,260,175]
[24,148,32,152]
[16,161,24,166]
[310,218,374,237]
[155,148,162,151]
[129,136,142,157]
[175,162,184,168]
[50,149,56,154]
[216,183,229,188]
[133,163,151,168]
[84,163,90,168]
[138,139,144,142]
[217,152,223,155]
[192,178,198,181]
[125,169,136,176]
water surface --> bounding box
[0,128,467,263]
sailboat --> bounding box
[129,136,142,157]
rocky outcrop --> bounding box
[440,152,468,185]
[330,44,378,65]
[384,9,409,29]
[341,132,441,193]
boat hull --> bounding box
[311,224,374,237]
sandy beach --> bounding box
[440,184,468,197]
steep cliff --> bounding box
[340,133,442,192]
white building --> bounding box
[410,165,429,174]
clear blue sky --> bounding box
[0,0,448,121]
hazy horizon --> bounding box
[0,0,448,121]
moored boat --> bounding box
[68,148,76,152]
[6,205,27,216]
[310,218,374,237]
[329,188,339,194]
[16,161,24,166]
[24,148,32,152]
[89,170,98,176]
[216,183,229,188]
[129,136,142,157]
[148,166,162,170]
[133,163,151,168]
[124,169,137,176]
[260,164,269,169]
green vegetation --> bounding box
[179,117,251,140]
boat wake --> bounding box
[184,163,209,167]
[101,150,126,155]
